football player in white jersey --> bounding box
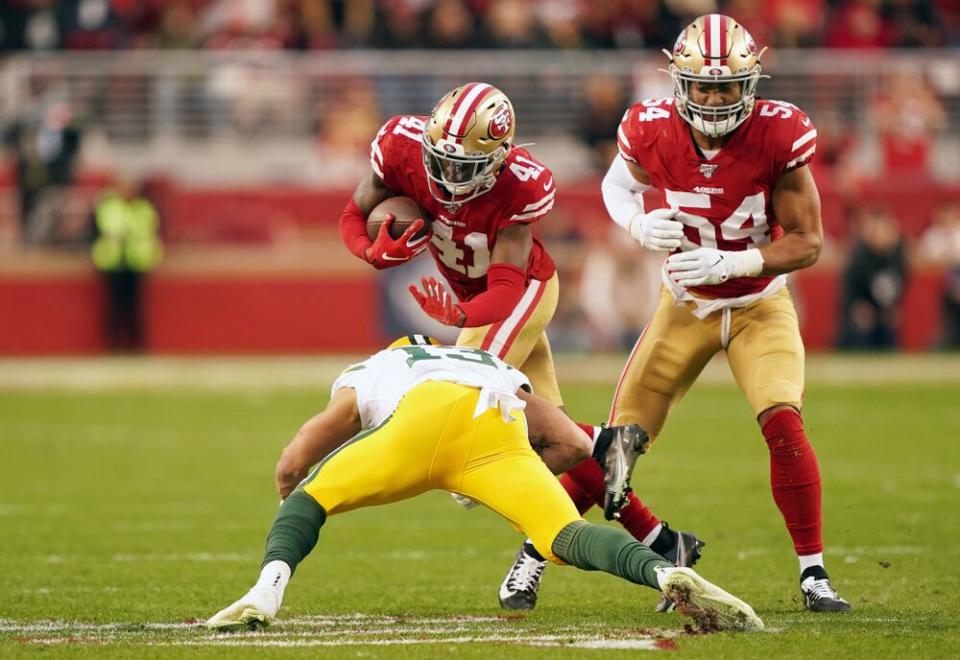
[206,336,762,633]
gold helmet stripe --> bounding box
[446,82,495,141]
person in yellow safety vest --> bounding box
[90,179,163,351]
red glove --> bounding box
[364,216,430,270]
[408,277,466,327]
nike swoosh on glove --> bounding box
[364,215,430,269]
[666,247,764,287]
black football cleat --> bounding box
[801,568,852,612]
[655,523,706,613]
[498,545,547,610]
[592,424,651,520]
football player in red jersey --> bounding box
[339,84,702,610]
[501,15,852,613]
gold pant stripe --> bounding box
[301,381,581,562]
[482,278,546,358]
[607,320,654,426]
[457,273,563,406]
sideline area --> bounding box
[1,353,958,391]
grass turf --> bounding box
[1,374,958,658]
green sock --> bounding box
[551,520,673,590]
[262,490,327,575]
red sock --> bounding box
[574,422,596,441]
[761,408,823,555]
[561,459,660,541]
[559,473,595,515]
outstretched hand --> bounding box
[409,277,465,327]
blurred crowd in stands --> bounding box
[1,0,958,52]
[1,0,959,351]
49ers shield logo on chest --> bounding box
[699,163,719,179]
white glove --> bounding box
[666,247,764,287]
[450,492,479,510]
[627,208,684,251]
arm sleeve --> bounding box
[338,198,372,261]
[601,154,651,231]
[455,262,527,327]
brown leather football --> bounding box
[366,196,429,241]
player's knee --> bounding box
[759,406,815,458]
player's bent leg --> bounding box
[209,382,465,630]
[446,416,576,610]
[494,464,598,611]
[207,491,324,631]
[551,521,763,632]
[496,419,652,610]
[559,453,706,613]
[607,288,719,436]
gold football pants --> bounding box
[300,380,581,562]
[609,286,805,438]
[457,273,563,406]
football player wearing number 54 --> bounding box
[543,14,848,612]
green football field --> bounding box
[1,355,958,658]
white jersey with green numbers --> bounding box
[331,345,532,430]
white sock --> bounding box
[253,560,291,609]
[798,552,824,576]
[641,523,662,548]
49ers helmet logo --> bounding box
[488,103,512,140]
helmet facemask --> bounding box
[421,135,508,207]
[669,66,761,138]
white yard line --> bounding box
[15,634,664,650]
[1,354,958,391]
[1,614,670,651]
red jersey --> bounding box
[370,115,557,302]
[617,98,818,298]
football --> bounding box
[367,196,429,241]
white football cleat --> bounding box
[206,587,280,632]
[656,566,764,632]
